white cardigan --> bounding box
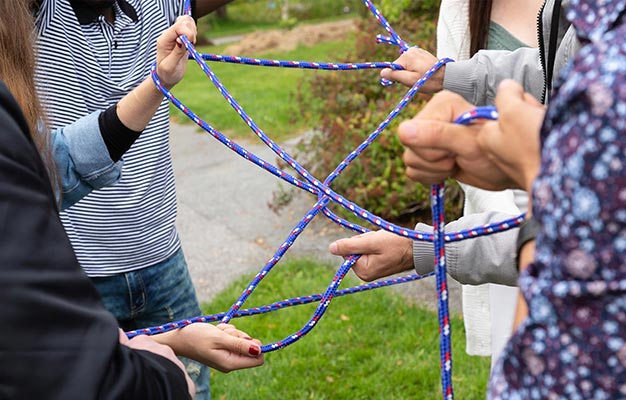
[436,0,471,61]
[436,0,523,361]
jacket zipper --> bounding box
[537,1,548,103]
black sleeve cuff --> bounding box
[516,216,540,270]
[98,104,142,162]
[127,349,192,400]
[190,0,197,20]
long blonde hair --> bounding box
[0,0,58,188]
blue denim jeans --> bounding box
[91,247,210,400]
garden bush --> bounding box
[275,0,464,226]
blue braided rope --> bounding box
[126,271,434,339]
[140,1,523,398]
[158,54,517,244]
[429,161,449,398]
[166,42,516,244]
[199,54,404,71]
[360,0,412,86]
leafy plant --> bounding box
[378,0,412,22]
[274,1,463,227]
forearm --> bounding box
[52,105,145,209]
[413,211,520,286]
[151,328,195,359]
[443,47,543,105]
[512,203,534,330]
[116,78,165,132]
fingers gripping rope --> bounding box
[137,1,524,399]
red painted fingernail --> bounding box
[244,336,253,340]
[249,345,261,356]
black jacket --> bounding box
[0,81,189,400]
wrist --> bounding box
[516,216,539,271]
[426,66,445,93]
[521,164,539,192]
[152,329,186,356]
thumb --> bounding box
[329,238,354,256]
[495,79,528,113]
[329,233,376,256]
[398,118,482,157]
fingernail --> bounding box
[329,242,338,254]
[398,121,417,137]
[244,336,253,340]
[249,345,261,356]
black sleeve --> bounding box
[99,104,142,162]
[0,81,190,400]
[191,0,197,20]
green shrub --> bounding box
[276,1,463,226]
[203,0,363,26]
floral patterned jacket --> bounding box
[489,0,626,398]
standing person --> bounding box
[379,0,574,106]
[397,0,626,394]
[3,1,200,211]
[0,2,264,397]
[33,1,233,398]
[437,0,542,366]
[0,78,194,397]
[330,0,546,364]
[330,1,578,288]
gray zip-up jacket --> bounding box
[413,0,581,286]
[443,0,579,105]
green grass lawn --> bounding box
[203,258,490,399]
[170,37,366,141]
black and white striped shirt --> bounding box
[35,0,186,276]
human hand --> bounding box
[152,323,265,373]
[121,331,195,398]
[329,230,414,281]
[477,80,544,192]
[380,47,444,93]
[156,15,197,89]
[398,90,518,190]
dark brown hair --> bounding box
[0,0,59,188]
[468,0,493,56]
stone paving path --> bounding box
[170,122,462,313]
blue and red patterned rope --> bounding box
[131,1,524,399]
[126,272,432,334]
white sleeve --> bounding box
[462,185,527,215]
[436,0,471,60]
